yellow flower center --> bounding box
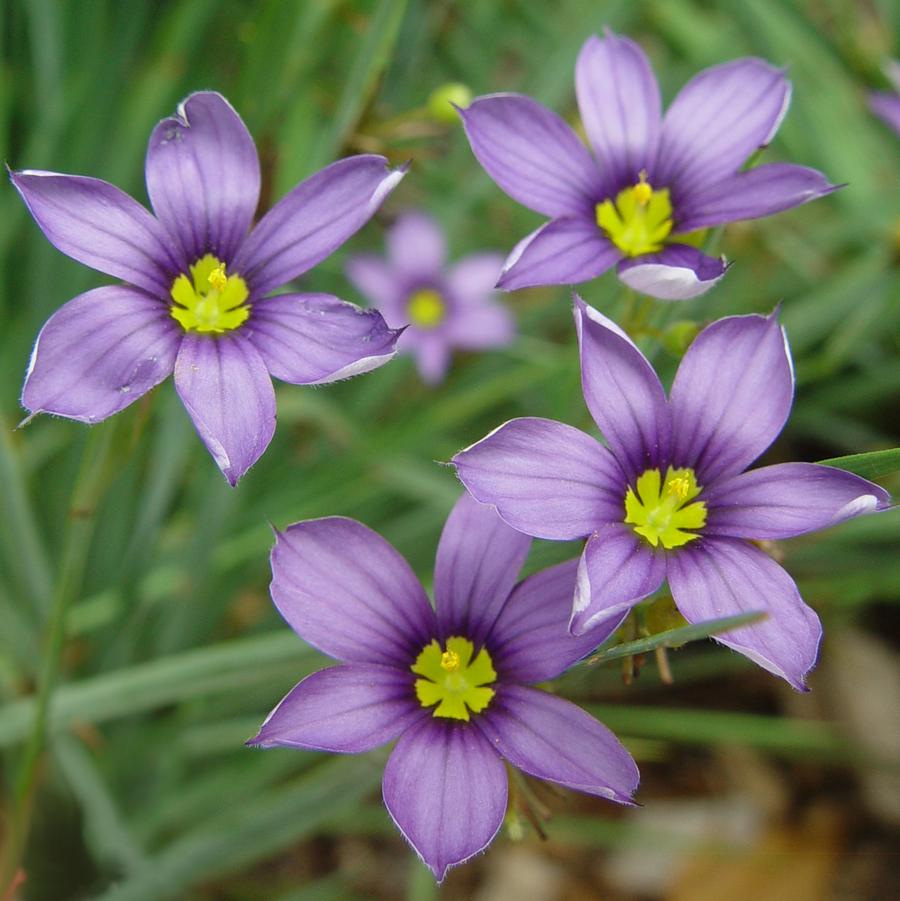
[595,172,673,257]
[412,636,497,721]
[624,466,707,550]
[170,254,250,334]
[407,288,446,329]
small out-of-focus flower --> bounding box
[346,212,514,384]
[454,297,892,689]
[12,92,407,484]
[869,59,900,136]
[428,82,473,124]
[459,29,839,300]
[250,493,638,881]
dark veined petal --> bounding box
[616,244,727,301]
[453,417,625,541]
[173,332,276,485]
[656,58,791,201]
[246,293,401,385]
[10,170,180,296]
[575,31,661,191]
[574,296,671,481]
[387,211,446,277]
[434,493,531,645]
[248,664,424,753]
[269,517,436,667]
[488,560,625,683]
[459,93,604,218]
[675,163,840,232]
[570,524,666,635]
[496,218,621,291]
[667,537,821,691]
[703,462,892,539]
[234,155,406,295]
[669,311,793,484]
[21,286,180,422]
[145,92,261,265]
[382,717,507,883]
[478,685,639,802]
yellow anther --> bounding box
[208,263,228,292]
[170,254,249,334]
[666,474,691,501]
[624,466,707,550]
[596,179,673,257]
[440,649,461,672]
[633,171,653,206]
[412,637,497,721]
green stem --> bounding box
[0,420,120,892]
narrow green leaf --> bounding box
[818,448,900,480]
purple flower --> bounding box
[346,212,514,384]
[12,92,407,484]
[249,492,638,881]
[459,30,839,300]
[869,60,900,136]
[453,297,891,690]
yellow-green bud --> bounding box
[428,82,472,124]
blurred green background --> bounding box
[1,0,899,898]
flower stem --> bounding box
[0,419,120,892]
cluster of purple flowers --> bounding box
[11,29,892,883]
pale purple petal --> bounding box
[575,31,661,191]
[345,254,405,314]
[676,164,840,232]
[616,244,727,301]
[10,170,180,296]
[667,538,822,690]
[453,417,625,540]
[383,717,507,883]
[445,303,515,349]
[496,217,621,291]
[488,560,625,682]
[445,253,505,305]
[570,524,666,635]
[269,517,436,667]
[869,91,900,136]
[21,286,180,422]
[478,685,639,802]
[669,311,793,484]
[173,332,275,485]
[246,292,401,385]
[574,297,670,480]
[145,92,260,265]
[248,664,423,753]
[656,59,791,201]
[434,493,531,645]
[459,93,603,218]
[234,155,406,295]
[387,212,446,277]
[412,336,452,385]
[704,462,892,539]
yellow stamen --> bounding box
[208,263,228,292]
[407,288,446,329]
[633,170,653,206]
[595,176,674,257]
[624,466,707,550]
[170,254,250,334]
[440,649,461,672]
[412,637,497,721]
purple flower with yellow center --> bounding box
[346,212,514,384]
[869,60,900,136]
[453,297,891,690]
[459,30,839,300]
[11,92,407,484]
[249,493,638,881]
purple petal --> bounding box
[234,155,406,295]
[434,493,531,645]
[387,212,446,277]
[248,664,423,753]
[667,538,821,690]
[570,524,666,635]
[489,560,624,682]
[345,254,405,314]
[383,717,507,882]
[496,217,621,291]
[575,31,661,191]
[616,244,727,301]
[445,253,505,305]
[145,92,260,265]
[478,685,639,802]
[412,337,452,385]
[669,311,793,484]
[704,462,892,540]
[574,296,670,480]
[869,91,900,136]
[246,292,401,385]
[656,59,791,201]
[269,517,436,667]
[453,417,625,540]
[21,286,180,422]
[676,164,840,232]
[173,332,276,485]
[459,93,603,218]
[445,303,515,349]
[10,170,179,296]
